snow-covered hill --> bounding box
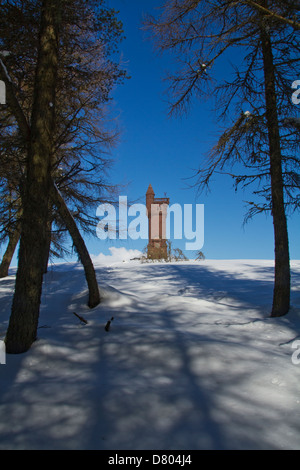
[0,259,300,450]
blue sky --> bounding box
[6,0,298,266]
[83,0,300,261]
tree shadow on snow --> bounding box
[83,262,300,450]
[0,262,300,450]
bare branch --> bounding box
[241,0,300,31]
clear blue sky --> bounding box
[83,0,299,261]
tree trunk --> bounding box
[5,0,61,354]
[50,182,101,308]
[0,224,21,278]
[259,3,290,317]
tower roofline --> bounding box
[146,184,155,195]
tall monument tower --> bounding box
[146,184,170,259]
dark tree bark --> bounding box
[0,223,21,278]
[259,3,291,317]
[50,182,101,308]
[5,0,61,354]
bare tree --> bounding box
[5,0,62,353]
[241,0,300,30]
[0,0,125,269]
[145,0,299,317]
[1,0,126,353]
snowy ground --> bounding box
[0,258,300,450]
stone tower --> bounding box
[146,184,170,259]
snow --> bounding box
[0,258,300,450]
[0,58,13,83]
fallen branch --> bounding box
[73,312,88,325]
[105,317,114,332]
